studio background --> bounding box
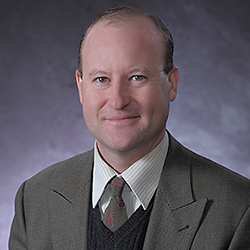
[1,0,250,248]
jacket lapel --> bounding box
[47,150,94,249]
[144,134,208,250]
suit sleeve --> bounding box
[228,205,250,249]
[9,181,28,250]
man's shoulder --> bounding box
[169,133,250,200]
[24,149,94,192]
[187,146,250,189]
[185,143,250,202]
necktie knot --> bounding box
[111,177,125,196]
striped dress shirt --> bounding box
[92,132,169,218]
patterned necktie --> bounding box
[103,176,128,231]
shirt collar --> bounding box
[92,132,169,209]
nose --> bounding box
[107,80,131,110]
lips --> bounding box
[104,115,140,121]
[102,114,140,127]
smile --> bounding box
[104,116,140,124]
[105,115,140,121]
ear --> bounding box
[75,69,83,104]
[168,66,179,102]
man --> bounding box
[9,6,250,250]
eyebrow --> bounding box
[127,67,151,75]
[89,70,109,78]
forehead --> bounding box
[83,16,163,50]
[80,16,165,73]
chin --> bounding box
[100,136,140,153]
[109,142,137,153]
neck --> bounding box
[97,131,165,173]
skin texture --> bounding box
[76,17,178,173]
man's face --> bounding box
[76,17,178,159]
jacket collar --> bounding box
[48,150,94,204]
[159,132,194,210]
[143,132,208,250]
[47,150,94,249]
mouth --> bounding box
[105,115,140,121]
[104,115,140,125]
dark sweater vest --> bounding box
[88,198,154,250]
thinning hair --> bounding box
[77,6,174,75]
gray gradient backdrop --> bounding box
[1,0,250,248]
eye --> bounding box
[95,77,109,84]
[131,75,146,81]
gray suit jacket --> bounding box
[9,133,250,249]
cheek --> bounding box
[142,84,169,113]
[158,82,170,107]
[82,90,104,117]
